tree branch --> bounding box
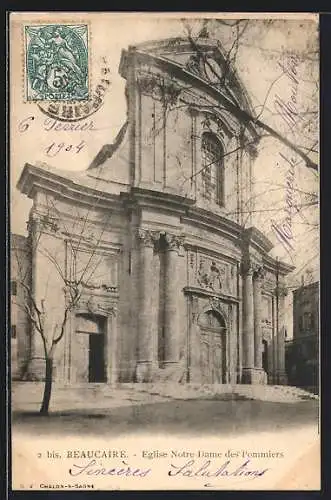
[184,31,318,172]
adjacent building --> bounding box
[286,281,319,393]
[14,37,294,386]
[10,233,31,379]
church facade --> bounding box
[16,37,293,386]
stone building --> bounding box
[16,37,293,386]
[286,281,319,392]
[10,233,31,379]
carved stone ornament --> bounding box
[275,284,288,297]
[209,296,221,311]
[253,264,266,282]
[137,228,160,249]
[164,233,185,254]
[86,295,116,316]
[201,114,212,130]
[208,297,228,324]
[86,296,98,314]
[81,281,117,293]
[197,258,225,292]
[239,261,254,277]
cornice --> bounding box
[263,254,296,276]
[17,165,295,278]
[17,163,124,212]
[242,227,274,255]
[182,206,243,245]
[121,186,195,216]
[183,285,240,304]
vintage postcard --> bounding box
[9,12,320,491]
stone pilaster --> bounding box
[136,228,159,382]
[275,284,288,385]
[25,212,47,380]
[253,265,267,384]
[106,311,118,385]
[163,233,184,366]
[241,262,255,383]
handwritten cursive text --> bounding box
[168,459,269,482]
[68,459,151,478]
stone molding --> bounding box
[76,294,117,317]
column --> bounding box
[276,284,288,385]
[241,262,255,383]
[188,106,198,199]
[253,266,266,383]
[105,308,118,386]
[163,234,184,365]
[136,229,158,382]
[27,212,46,380]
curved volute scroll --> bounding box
[136,228,160,250]
[163,232,185,255]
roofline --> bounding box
[292,281,319,293]
[132,37,256,117]
[119,41,259,139]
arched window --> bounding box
[201,132,224,205]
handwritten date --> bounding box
[45,140,86,157]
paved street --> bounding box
[12,397,318,437]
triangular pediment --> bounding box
[127,37,254,114]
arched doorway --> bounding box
[198,309,226,384]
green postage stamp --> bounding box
[25,24,89,101]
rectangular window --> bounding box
[11,325,17,339]
[301,312,314,332]
[11,280,17,296]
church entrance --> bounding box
[75,313,107,383]
[199,310,226,384]
[89,333,106,382]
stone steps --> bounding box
[12,382,318,410]
[117,383,318,403]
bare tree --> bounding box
[180,19,318,171]
[147,19,318,270]
[13,189,114,415]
